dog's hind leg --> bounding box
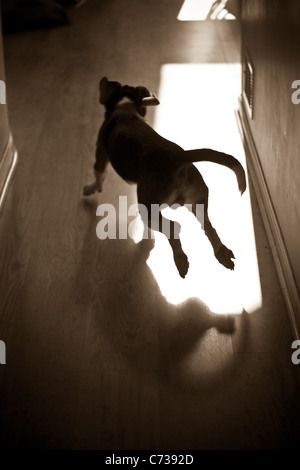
[167,218,189,278]
[144,209,189,278]
[201,211,235,270]
[177,164,235,270]
[137,185,189,278]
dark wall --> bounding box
[0,17,10,158]
[241,0,300,290]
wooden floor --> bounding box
[0,0,300,450]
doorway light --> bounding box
[177,0,236,21]
[136,63,262,315]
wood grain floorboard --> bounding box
[0,0,299,450]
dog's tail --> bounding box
[182,148,247,194]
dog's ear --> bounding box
[99,77,122,105]
[135,86,160,107]
[141,95,160,106]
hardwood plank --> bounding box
[0,0,299,450]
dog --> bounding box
[83,77,246,278]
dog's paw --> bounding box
[215,245,235,270]
[174,250,189,278]
[83,181,98,196]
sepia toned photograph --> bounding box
[0,0,299,452]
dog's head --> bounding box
[99,77,159,117]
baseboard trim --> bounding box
[0,134,18,211]
[235,95,300,340]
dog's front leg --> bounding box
[83,127,109,196]
[83,167,108,196]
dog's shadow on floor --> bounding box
[77,198,245,380]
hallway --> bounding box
[0,0,299,449]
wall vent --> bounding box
[242,51,254,119]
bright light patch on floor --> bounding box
[177,0,236,21]
[143,63,262,315]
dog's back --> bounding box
[100,101,183,184]
[83,77,247,275]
